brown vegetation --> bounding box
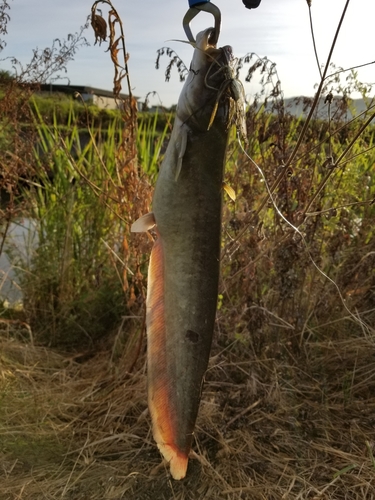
[1,0,375,498]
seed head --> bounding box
[91,14,107,46]
[324,91,333,104]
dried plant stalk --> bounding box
[90,0,152,361]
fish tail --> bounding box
[147,234,189,480]
[157,443,189,480]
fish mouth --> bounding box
[206,27,218,47]
[195,28,235,88]
[196,27,221,55]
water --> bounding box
[0,218,38,305]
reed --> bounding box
[11,100,168,347]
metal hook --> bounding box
[183,2,221,45]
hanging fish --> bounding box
[132,27,245,480]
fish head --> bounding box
[176,28,236,131]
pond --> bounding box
[0,218,38,306]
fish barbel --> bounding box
[132,28,244,479]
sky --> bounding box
[1,0,374,107]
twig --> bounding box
[307,1,322,79]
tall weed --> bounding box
[220,89,375,352]
[15,102,130,347]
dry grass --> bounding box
[1,313,374,500]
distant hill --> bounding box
[281,96,374,119]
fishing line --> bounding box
[237,136,371,333]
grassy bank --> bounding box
[1,72,375,498]
[1,298,374,499]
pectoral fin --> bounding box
[175,125,188,181]
[131,212,156,233]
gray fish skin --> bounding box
[132,28,239,479]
